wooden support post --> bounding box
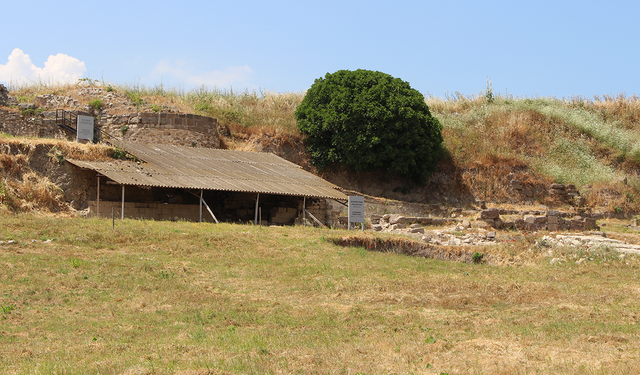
[303,197,306,226]
[254,193,260,225]
[96,176,100,218]
[199,189,203,223]
[121,185,125,220]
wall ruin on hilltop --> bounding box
[0,108,220,149]
[0,89,220,148]
[97,112,220,148]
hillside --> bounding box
[4,83,640,374]
[2,82,640,215]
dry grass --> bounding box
[2,214,640,374]
[0,135,116,213]
[0,134,114,162]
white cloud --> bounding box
[152,60,254,88]
[0,48,86,85]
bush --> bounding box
[88,99,102,110]
[295,69,444,184]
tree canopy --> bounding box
[295,69,444,184]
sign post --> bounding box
[77,115,94,141]
[348,196,365,231]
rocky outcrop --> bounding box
[0,84,18,107]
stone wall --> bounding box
[0,108,74,140]
[88,195,333,226]
[88,200,216,222]
[1,105,220,148]
[98,112,220,148]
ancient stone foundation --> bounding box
[88,201,216,222]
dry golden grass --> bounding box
[0,134,114,161]
[2,214,640,374]
[0,135,116,213]
[568,94,640,130]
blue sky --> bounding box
[1,0,638,98]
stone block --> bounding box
[502,220,516,229]
[417,217,433,225]
[585,218,598,230]
[525,223,539,231]
[493,218,503,229]
[534,216,547,224]
[548,215,559,224]
[388,214,406,225]
[524,215,536,224]
[409,227,425,234]
[480,208,500,220]
[461,219,471,228]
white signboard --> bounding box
[348,196,365,229]
[77,115,94,141]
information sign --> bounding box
[348,196,365,230]
[77,115,94,141]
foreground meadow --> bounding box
[2,214,640,374]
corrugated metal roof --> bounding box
[68,142,347,200]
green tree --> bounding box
[295,69,443,184]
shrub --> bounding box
[295,69,443,184]
[19,107,44,117]
[88,99,102,110]
[112,147,127,160]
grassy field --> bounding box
[2,214,640,374]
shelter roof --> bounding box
[68,142,347,200]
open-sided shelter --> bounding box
[69,142,347,225]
